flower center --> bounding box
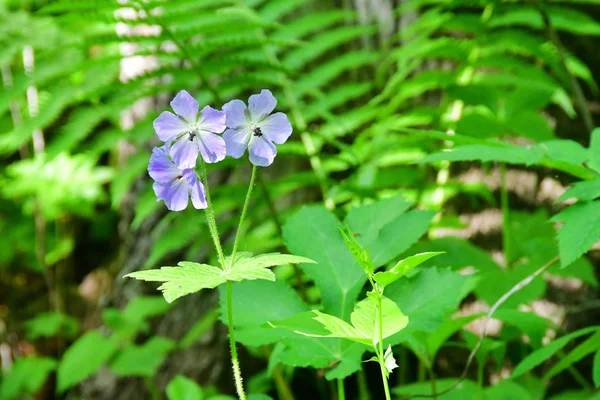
[252,126,263,137]
[188,131,195,141]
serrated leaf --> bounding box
[57,331,118,392]
[513,326,600,377]
[340,226,374,274]
[374,252,445,288]
[225,252,316,282]
[283,206,366,319]
[557,179,600,203]
[166,375,204,400]
[350,296,408,345]
[110,337,175,377]
[125,263,226,303]
[551,201,600,267]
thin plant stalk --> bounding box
[230,165,257,270]
[377,295,392,400]
[198,160,246,400]
[337,378,346,400]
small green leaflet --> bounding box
[340,225,374,274]
[365,345,397,378]
[266,295,408,346]
[125,253,315,303]
[374,252,444,288]
[551,201,600,267]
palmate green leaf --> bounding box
[57,331,118,392]
[350,296,408,345]
[283,206,366,319]
[344,195,435,267]
[110,337,176,377]
[374,252,445,288]
[512,326,600,378]
[166,375,204,400]
[544,331,600,380]
[127,253,313,303]
[551,201,600,267]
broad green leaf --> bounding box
[589,128,600,173]
[219,279,307,346]
[513,326,600,377]
[345,196,435,266]
[24,311,80,340]
[225,252,316,282]
[393,379,481,399]
[544,331,600,380]
[493,310,552,349]
[57,331,118,392]
[557,179,600,203]
[283,206,366,319]
[125,263,226,303]
[594,349,600,388]
[166,375,204,400]
[350,296,408,344]
[420,144,544,165]
[0,357,56,400]
[110,337,176,377]
[551,201,600,267]
[340,226,374,274]
[267,310,370,345]
[484,380,533,400]
[374,252,445,288]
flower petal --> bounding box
[223,99,249,129]
[197,131,226,163]
[170,90,199,123]
[153,111,189,142]
[249,136,277,167]
[148,146,181,183]
[170,135,200,169]
[260,112,292,144]
[248,89,277,122]
[153,179,189,211]
[198,105,226,133]
[182,169,207,209]
[223,128,251,158]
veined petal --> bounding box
[153,111,189,142]
[198,105,226,133]
[248,89,276,122]
[197,131,226,164]
[249,136,277,167]
[153,179,189,211]
[182,169,207,209]
[170,135,200,169]
[260,112,292,144]
[223,128,251,158]
[223,99,249,129]
[170,90,199,123]
[148,146,181,183]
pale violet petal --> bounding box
[249,136,277,167]
[198,105,226,133]
[153,179,189,211]
[148,146,181,183]
[223,99,249,129]
[153,111,189,142]
[183,169,207,209]
[170,135,200,169]
[259,112,292,144]
[197,131,226,164]
[248,89,276,122]
[223,128,251,158]
[170,90,199,123]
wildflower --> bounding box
[222,89,292,167]
[153,90,226,169]
[148,146,207,211]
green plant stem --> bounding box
[144,377,161,400]
[337,378,346,400]
[198,161,246,400]
[500,163,512,268]
[427,366,437,400]
[377,295,392,400]
[230,165,257,271]
[227,281,247,400]
[357,367,370,400]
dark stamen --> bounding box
[188,132,195,141]
[253,127,263,137]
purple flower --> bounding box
[148,146,207,211]
[153,90,227,169]
[222,89,292,167]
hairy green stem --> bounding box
[230,165,257,271]
[377,294,392,400]
[337,378,346,400]
[199,161,246,400]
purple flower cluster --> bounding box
[148,89,292,211]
